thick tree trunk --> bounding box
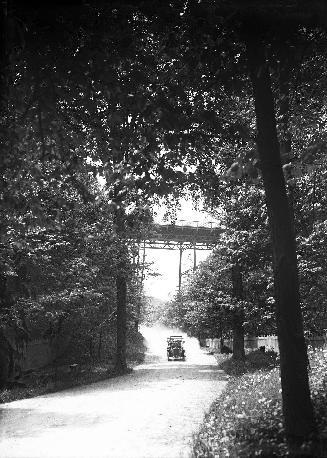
[0,0,8,106]
[98,328,102,361]
[232,311,245,360]
[231,264,245,360]
[278,42,292,165]
[278,44,299,233]
[245,34,316,439]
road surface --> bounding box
[0,326,227,458]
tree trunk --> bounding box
[245,33,316,439]
[278,41,292,165]
[0,0,8,106]
[98,328,102,361]
[0,333,10,389]
[278,42,298,232]
[231,264,245,360]
[89,337,94,361]
[232,311,245,360]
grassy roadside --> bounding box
[0,362,115,404]
[0,330,146,404]
[193,348,327,457]
[0,356,143,404]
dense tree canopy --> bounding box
[2,0,327,441]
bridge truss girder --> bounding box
[143,240,215,250]
[141,239,217,292]
[138,223,221,291]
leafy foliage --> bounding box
[2,1,327,437]
[0,174,151,373]
[219,349,279,376]
[163,181,275,342]
[193,349,327,458]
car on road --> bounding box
[167,336,186,361]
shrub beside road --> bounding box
[193,349,327,457]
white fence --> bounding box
[205,334,327,354]
[245,335,279,353]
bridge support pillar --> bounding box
[141,240,146,284]
[193,244,197,271]
[178,244,183,291]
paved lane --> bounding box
[0,328,227,458]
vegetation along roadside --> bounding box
[0,333,146,405]
[193,348,327,457]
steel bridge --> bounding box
[140,221,222,290]
[145,222,222,250]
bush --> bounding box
[127,330,146,364]
[309,348,327,436]
[218,349,278,376]
[0,362,115,404]
[246,349,279,369]
[193,349,327,457]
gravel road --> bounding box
[0,327,227,458]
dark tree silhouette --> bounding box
[244,25,316,439]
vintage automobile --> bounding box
[167,336,186,361]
